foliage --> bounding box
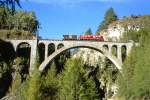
[15,80,29,100]
[0,0,21,14]
[121,30,140,42]
[0,61,12,99]
[118,26,150,99]
[1,50,41,100]
[0,9,39,33]
[96,7,118,34]
[23,50,41,100]
[122,26,150,42]
[85,28,93,35]
[0,62,10,78]
[40,63,60,100]
[96,57,119,99]
[0,0,22,37]
[111,46,117,57]
[9,57,29,93]
[0,6,39,39]
[59,57,99,100]
[79,76,99,100]
[119,15,150,42]
[0,40,15,98]
[26,69,41,100]
[54,50,71,73]
[10,71,22,93]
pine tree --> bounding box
[59,58,99,100]
[118,26,150,99]
[85,28,93,35]
[79,76,99,100]
[40,63,60,100]
[0,0,21,14]
[26,68,41,100]
[25,50,41,100]
[96,7,118,34]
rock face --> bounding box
[99,24,125,41]
[73,48,104,66]
[73,48,118,100]
[97,15,150,41]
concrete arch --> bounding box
[121,45,127,62]
[121,45,127,51]
[16,42,31,58]
[48,43,55,56]
[38,43,45,63]
[103,44,109,50]
[8,40,34,52]
[57,43,64,49]
[111,45,118,57]
[39,44,123,72]
[16,42,31,49]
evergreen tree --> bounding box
[25,50,41,100]
[79,76,99,100]
[96,57,119,99]
[85,28,93,35]
[40,63,60,100]
[0,9,39,39]
[96,7,118,34]
[118,26,150,99]
[59,58,99,100]
[0,0,21,14]
[26,69,41,100]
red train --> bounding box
[63,35,104,41]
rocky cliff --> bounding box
[97,15,150,41]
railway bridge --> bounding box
[6,39,134,74]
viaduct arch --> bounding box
[39,43,123,72]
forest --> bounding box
[0,0,39,39]
[0,0,150,100]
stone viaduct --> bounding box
[6,39,134,74]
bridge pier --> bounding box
[108,45,112,54]
[117,45,122,64]
[45,43,48,59]
[29,40,38,74]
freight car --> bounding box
[63,35,78,40]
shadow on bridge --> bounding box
[0,39,15,98]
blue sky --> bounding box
[20,0,150,39]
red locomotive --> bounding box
[80,35,104,41]
[63,35,104,41]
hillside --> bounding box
[72,15,150,99]
[97,15,150,41]
[0,9,39,39]
[0,29,36,39]
[73,48,104,66]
